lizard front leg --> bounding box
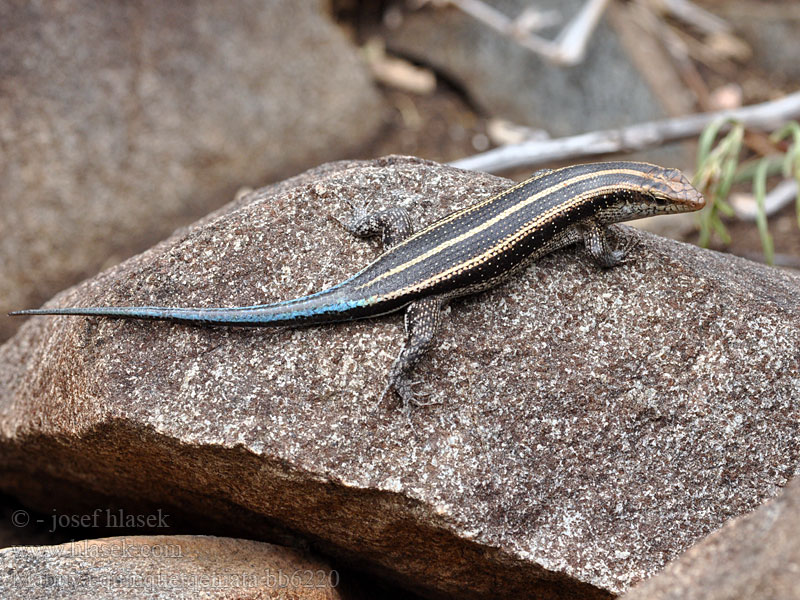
[381,295,446,413]
[582,221,637,268]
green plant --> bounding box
[770,121,800,228]
[694,119,800,265]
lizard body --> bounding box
[11,162,705,410]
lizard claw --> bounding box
[378,378,439,416]
[614,230,642,265]
[327,214,349,232]
[330,195,376,237]
[406,380,439,406]
[375,381,416,430]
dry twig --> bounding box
[449,92,800,173]
[447,0,610,66]
[731,179,798,221]
[654,0,732,35]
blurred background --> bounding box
[2,0,799,341]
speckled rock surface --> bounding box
[0,0,383,342]
[622,477,800,600]
[1,156,799,599]
[0,535,342,599]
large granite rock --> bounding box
[1,157,799,598]
[0,535,342,599]
[622,477,800,600]
[0,0,383,342]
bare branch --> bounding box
[731,179,798,220]
[449,92,800,173]
[448,0,610,66]
[553,0,611,65]
[655,0,732,35]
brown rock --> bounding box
[0,0,383,341]
[622,477,800,600]
[0,535,342,599]
[1,157,799,598]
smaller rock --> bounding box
[622,478,800,600]
[0,535,343,600]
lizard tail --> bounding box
[8,286,379,327]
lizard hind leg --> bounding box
[344,205,414,249]
[380,295,446,414]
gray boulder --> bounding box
[0,0,383,341]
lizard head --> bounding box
[595,163,706,223]
[644,166,706,213]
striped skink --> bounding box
[11,161,705,411]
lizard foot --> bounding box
[610,226,642,265]
[379,378,438,416]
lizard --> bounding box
[11,161,705,411]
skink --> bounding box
[11,161,706,410]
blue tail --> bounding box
[9,286,379,327]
